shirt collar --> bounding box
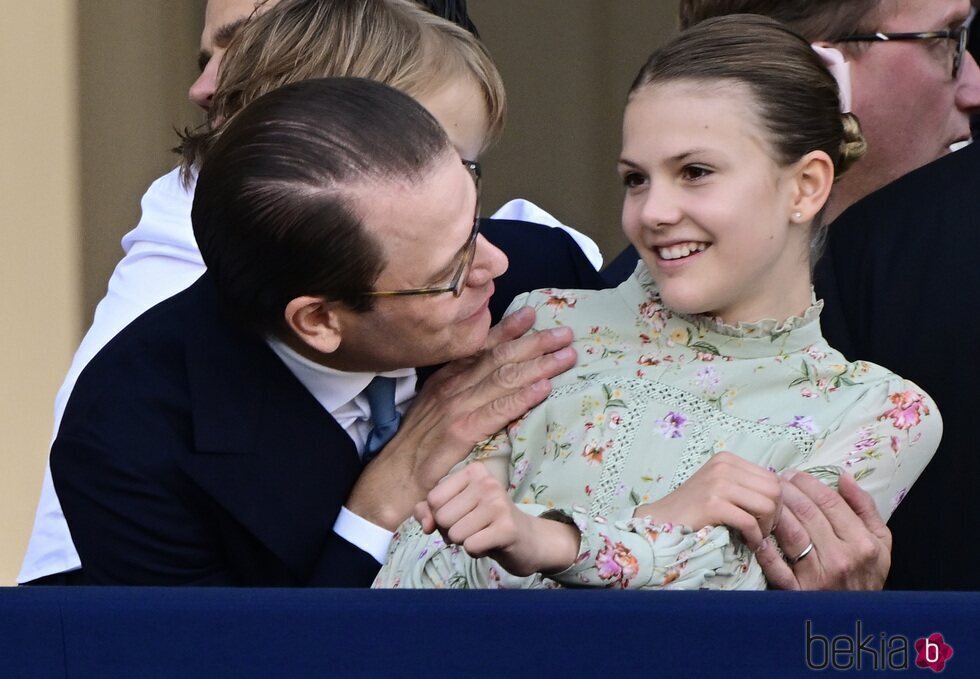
[265,336,416,413]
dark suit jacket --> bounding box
[814,144,980,591]
[51,219,604,586]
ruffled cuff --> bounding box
[546,506,764,590]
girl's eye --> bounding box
[681,165,712,181]
[622,171,646,188]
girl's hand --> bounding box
[415,463,580,576]
[633,451,782,551]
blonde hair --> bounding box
[178,0,505,182]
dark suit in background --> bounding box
[814,143,980,591]
[51,220,604,586]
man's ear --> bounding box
[283,296,343,354]
[789,150,835,225]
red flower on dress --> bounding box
[879,390,929,431]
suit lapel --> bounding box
[177,277,362,580]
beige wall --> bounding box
[471,0,679,259]
[79,0,204,319]
[1,1,81,585]
[0,0,201,585]
[0,0,677,585]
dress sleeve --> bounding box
[543,508,765,589]
[373,495,765,589]
[798,376,942,520]
[374,421,766,590]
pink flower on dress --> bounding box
[656,412,689,439]
[879,390,929,431]
[638,301,667,332]
[852,427,878,453]
[595,536,639,587]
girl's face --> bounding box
[619,80,814,325]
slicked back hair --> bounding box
[192,77,454,335]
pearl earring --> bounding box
[792,211,802,221]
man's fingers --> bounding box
[483,306,537,350]
[779,472,840,544]
[433,325,575,401]
[771,496,815,565]
[787,471,867,542]
[756,537,800,590]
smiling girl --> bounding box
[374,15,941,590]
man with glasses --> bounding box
[671,0,980,222]
[45,78,582,586]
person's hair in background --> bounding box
[419,0,479,37]
[631,13,866,262]
[678,0,880,39]
[179,0,505,181]
[192,77,454,334]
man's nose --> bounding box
[188,57,220,111]
[955,51,980,115]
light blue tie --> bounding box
[363,376,401,462]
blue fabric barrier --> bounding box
[1,588,977,677]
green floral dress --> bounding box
[373,266,941,590]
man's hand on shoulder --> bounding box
[347,306,576,530]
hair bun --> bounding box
[837,112,867,178]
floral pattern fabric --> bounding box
[373,265,941,590]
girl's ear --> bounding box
[789,150,835,224]
[283,296,343,354]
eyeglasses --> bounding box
[832,9,975,79]
[362,159,482,298]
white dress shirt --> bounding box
[266,338,415,562]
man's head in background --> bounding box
[679,0,980,220]
[179,0,502,178]
[187,0,479,111]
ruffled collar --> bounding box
[623,263,825,359]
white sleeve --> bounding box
[332,507,394,564]
[19,168,203,584]
[52,167,204,434]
